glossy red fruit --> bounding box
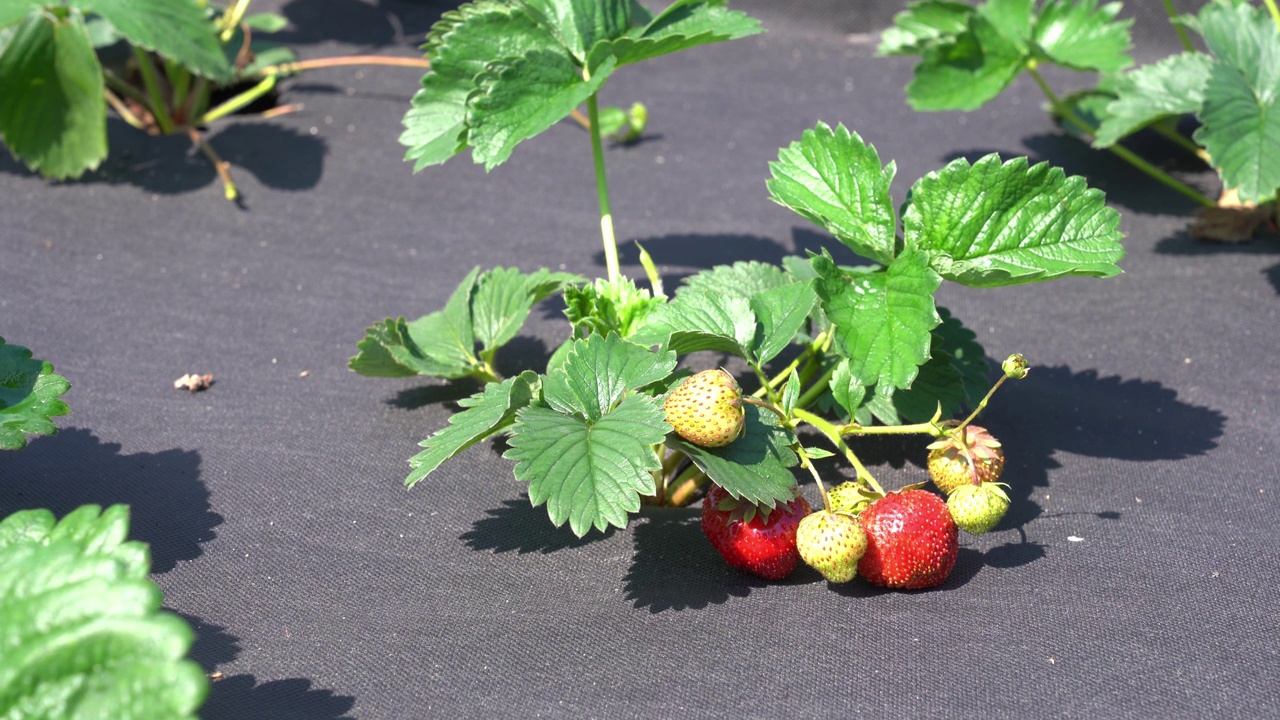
[857,488,959,590]
[700,483,812,581]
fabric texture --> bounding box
[1,1,1275,717]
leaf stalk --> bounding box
[586,92,621,283]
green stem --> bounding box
[188,78,211,125]
[1161,0,1195,52]
[1265,0,1280,29]
[793,409,883,495]
[103,70,152,110]
[794,359,837,412]
[954,375,1007,433]
[1028,65,1215,208]
[839,419,944,438]
[752,330,830,400]
[103,90,146,130]
[201,75,277,124]
[586,91,620,283]
[1151,121,1209,163]
[133,48,174,134]
[165,59,192,116]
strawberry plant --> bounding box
[0,0,479,201]
[881,0,1280,240]
[352,0,1126,590]
[0,504,207,718]
[0,337,70,450]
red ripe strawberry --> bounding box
[700,483,811,581]
[857,488,958,590]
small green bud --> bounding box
[1002,353,1029,380]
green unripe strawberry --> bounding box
[926,425,1004,495]
[664,369,745,448]
[796,510,867,583]
[947,481,1010,534]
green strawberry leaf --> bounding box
[505,395,669,536]
[0,1,43,28]
[472,267,580,352]
[749,282,818,365]
[767,122,898,266]
[878,0,975,56]
[885,336,966,422]
[400,2,565,170]
[628,289,755,357]
[0,505,206,720]
[1031,0,1132,73]
[1194,2,1280,203]
[906,12,1028,111]
[349,267,482,379]
[520,0,633,64]
[0,10,106,180]
[0,337,71,451]
[467,51,616,170]
[69,0,232,82]
[405,371,541,488]
[586,0,762,69]
[242,13,288,33]
[542,333,676,421]
[563,277,663,339]
[1093,52,1213,147]
[680,261,791,301]
[780,369,801,416]
[813,250,941,392]
[903,154,1125,287]
[667,404,798,507]
[827,358,867,420]
[977,0,1034,50]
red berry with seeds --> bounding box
[857,488,959,590]
[701,483,811,580]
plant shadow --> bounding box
[460,497,614,554]
[0,427,219,574]
[604,227,868,278]
[0,119,326,201]
[203,675,357,720]
[623,506,765,613]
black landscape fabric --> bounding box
[2,1,1276,718]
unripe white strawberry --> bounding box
[947,481,1010,534]
[796,510,867,583]
[663,369,745,448]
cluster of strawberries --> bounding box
[665,370,1009,590]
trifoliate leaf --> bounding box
[585,0,762,69]
[467,51,616,169]
[767,122,899,266]
[520,0,632,64]
[349,267,482,379]
[813,250,941,392]
[0,505,206,720]
[682,261,791,302]
[542,333,676,421]
[0,337,70,451]
[405,371,541,488]
[879,0,975,56]
[668,405,798,507]
[628,290,755,357]
[505,395,670,536]
[934,306,989,406]
[70,0,232,82]
[903,154,1125,287]
[1093,52,1213,147]
[472,267,580,352]
[400,2,564,170]
[977,0,1034,50]
[0,10,106,180]
[1031,0,1132,73]
[563,277,662,339]
[749,282,818,365]
[828,358,868,420]
[1194,2,1280,203]
[905,12,1028,111]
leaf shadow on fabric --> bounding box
[178,612,241,671]
[624,506,763,613]
[460,497,614,555]
[604,227,869,279]
[943,126,1213,217]
[0,427,219,574]
[272,0,448,47]
[0,119,326,200]
[203,675,356,720]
